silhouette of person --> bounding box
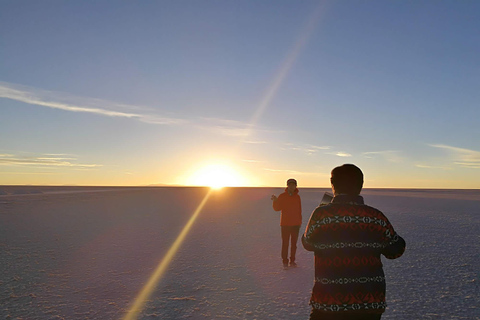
[302,164,406,320]
[271,178,302,269]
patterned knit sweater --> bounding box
[302,194,406,314]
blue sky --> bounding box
[1,0,479,188]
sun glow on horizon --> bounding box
[186,163,248,189]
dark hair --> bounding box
[286,178,297,186]
[330,164,363,195]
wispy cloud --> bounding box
[334,152,352,157]
[0,171,60,175]
[242,159,264,163]
[0,81,186,125]
[0,153,102,169]
[1,82,283,137]
[325,151,353,157]
[243,140,268,144]
[310,145,331,151]
[429,144,480,169]
[195,117,281,138]
[263,167,328,177]
[282,143,331,155]
[198,125,250,137]
[415,164,451,170]
[196,117,250,137]
[362,150,403,162]
[264,168,304,175]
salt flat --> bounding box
[1,187,479,319]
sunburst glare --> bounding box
[187,164,248,189]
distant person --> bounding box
[302,164,406,320]
[271,178,302,269]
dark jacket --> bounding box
[272,188,302,226]
[302,194,405,314]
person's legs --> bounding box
[350,314,382,320]
[309,309,382,320]
[280,226,290,266]
[309,309,334,320]
[289,226,300,264]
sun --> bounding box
[187,164,247,189]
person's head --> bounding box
[286,178,297,193]
[330,164,363,195]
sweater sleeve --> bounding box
[299,196,302,216]
[381,219,406,259]
[301,235,315,252]
[302,207,320,252]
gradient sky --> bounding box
[1,1,479,188]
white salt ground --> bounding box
[0,187,479,319]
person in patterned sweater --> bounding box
[302,164,405,320]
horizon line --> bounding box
[0,184,479,191]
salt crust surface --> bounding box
[1,187,479,319]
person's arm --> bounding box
[301,235,315,251]
[299,195,302,217]
[302,207,320,252]
[272,194,282,211]
[381,219,406,259]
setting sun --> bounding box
[187,164,247,189]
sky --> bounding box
[1,0,479,188]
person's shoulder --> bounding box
[312,204,334,217]
[361,204,383,213]
[359,204,388,218]
[314,204,331,211]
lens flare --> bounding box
[187,163,248,189]
[123,189,213,320]
[245,2,326,138]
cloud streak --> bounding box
[263,167,328,177]
[362,150,403,163]
[242,159,265,163]
[283,143,331,155]
[334,152,352,158]
[0,81,279,137]
[429,144,480,169]
[195,117,282,138]
[0,153,102,169]
[415,164,451,170]
[0,81,186,125]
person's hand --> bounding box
[271,195,277,201]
